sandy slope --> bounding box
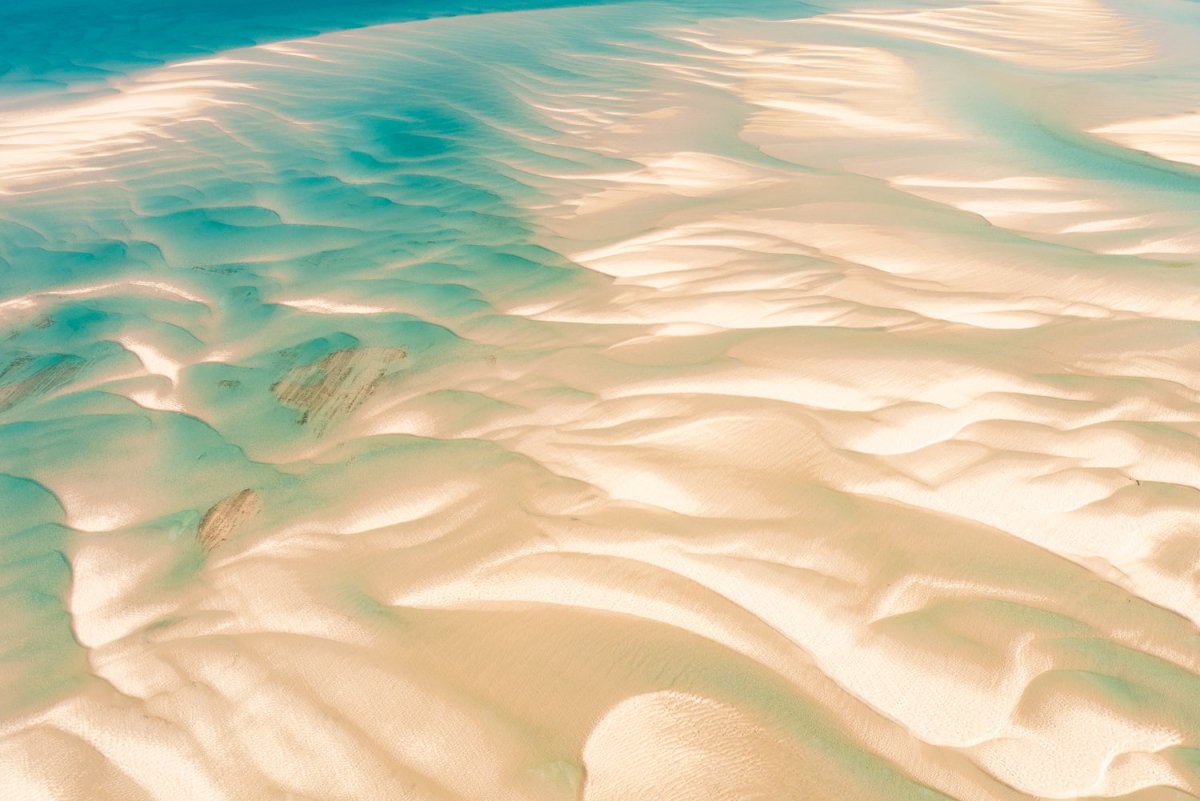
[1,0,1199,799]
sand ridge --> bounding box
[0,0,1199,799]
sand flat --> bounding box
[1,0,1199,799]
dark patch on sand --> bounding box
[0,353,84,414]
[197,488,261,551]
[271,346,406,434]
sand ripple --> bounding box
[1,0,1199,799]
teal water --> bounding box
[0,0,637,90]
[0,0,812,719]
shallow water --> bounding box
[2,0,1200,799]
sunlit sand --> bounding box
[1,0,1199,799]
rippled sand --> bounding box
[2,0,1200,799]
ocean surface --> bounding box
[2,0,1200,799]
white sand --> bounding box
[1,0,1199,799]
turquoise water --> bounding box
[0,0,810,718]
[0,0,813,93]
[0,0,637,89]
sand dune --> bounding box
[1,0,1199,799]
[1093,112,1200,168]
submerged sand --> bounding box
[1,0,1199,799]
